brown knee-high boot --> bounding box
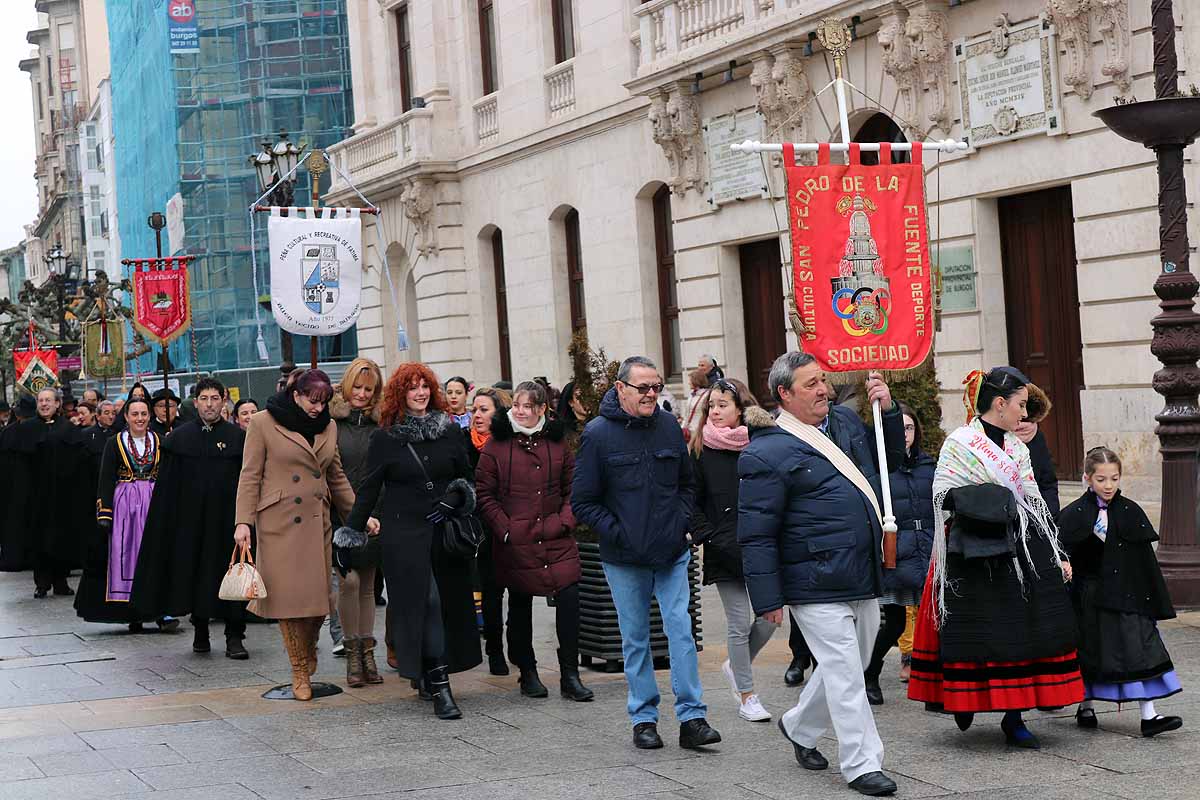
[305,616,322,676]
[279,620,312,701]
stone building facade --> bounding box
[326,0,1199,498]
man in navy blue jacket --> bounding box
[573,356,720,752]
[738,351,904,797]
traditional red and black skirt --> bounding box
[908,547,1085,713]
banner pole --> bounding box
[306,151,329,371]
[819,17,899,558]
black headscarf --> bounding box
[266,388,331,444]
[558,381,580,432]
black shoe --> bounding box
[865,676,884,706]
[1141,715,1182,738]
[784,657,806,687]
[411,677,433,700]
[157,617,180,632]
[848,772,898,796]
[518,666,548,698]
[128,622,144,633]
[679,718,721,749]
[488,650,510,676]
[192,626,211,654]
[375,594,387,607]
[778,718,828,770]
[954,712,975,732]
[425,665,462,720]
[633,722,663,750]
[1001,716,1041,749]
[52,582,74,596]
[33,588,48,599]
[558,651,594,702]
[1076,708,1098,729]
[225,638,249,660]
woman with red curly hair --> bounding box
[339,362,481,719]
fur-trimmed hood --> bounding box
[384,410,455,444]
[744,406,776,430]
[329,390,381,423]
[488,408,566,443]
[1024,382,1052,425]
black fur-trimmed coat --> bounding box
[343,411,481,677]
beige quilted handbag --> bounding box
[218,544,267,601]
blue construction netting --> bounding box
[108,0,357,376]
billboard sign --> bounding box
[168,0,200,54]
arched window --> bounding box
[653,185,680,380]
[853,112,910,166]
[564,208,586,334]
[491,228,512,382]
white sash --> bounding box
[775,410,882,526]
[947,426,1026,501]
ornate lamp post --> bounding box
[45,243,69,342]
[1095,0,1200,605]
[248,130,304,372]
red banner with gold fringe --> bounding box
[131,257,192,346]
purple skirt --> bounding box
[1086,672,1183,703]
[106,479,155,603]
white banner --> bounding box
[267,207,362,336]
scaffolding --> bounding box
[108,0,356,375]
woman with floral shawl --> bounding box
[908,366,1083,749]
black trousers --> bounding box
[477,544,506,655]
[506,582,580,670]
[191,601,248,640]
[33,553,70,592]
[864,603,908,680]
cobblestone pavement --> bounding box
[1,569,1198,799]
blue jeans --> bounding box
[603,549,706,726]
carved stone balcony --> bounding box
[545,60,576,119]
[474,94,499,145]
[326,108,435,195]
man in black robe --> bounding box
[0,396,36,572]
[133,377,249,658]
[10,389,92,597]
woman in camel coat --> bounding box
[234,369,358,700]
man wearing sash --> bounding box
[739,352,904,797]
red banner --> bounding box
[132,257,192,346]
[784,142,934,372]
[14,323,58,394]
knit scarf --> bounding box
[470,427,491,451]
[930,417,1064,626]
[508,409,547,437]
[701,421,749,452]
[266,390,330,445]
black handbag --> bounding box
[405,443,485,559]
[332,526,382,572]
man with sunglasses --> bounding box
[573,356,721,753]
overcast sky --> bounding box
[0,6,43,251]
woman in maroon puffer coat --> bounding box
[475,380,592,702]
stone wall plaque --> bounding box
[955,15,1062,148]
[704,110,768,206]
[937,245,976,312]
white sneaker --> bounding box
[738,694,772,722]
[721,660,740,702]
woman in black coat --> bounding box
[341,363,481,720]
[465,385,510,674]
[864,403,935,704]
[690,379,778,723]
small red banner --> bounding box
[14,323,58,394]
[132,257,192,346]
[784,142,934,372]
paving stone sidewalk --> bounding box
[1,569,1199,800]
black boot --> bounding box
[784,657,807,687]
[52,578,74,596]
[225,637,249,660]
[558,649,593,702]
[425,664,462,720]
[487,649,510,676]
[518,666,549,698]
[192,622,211,654]
[864,675,884,705]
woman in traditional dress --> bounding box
[908,367,1083,749]
[75,396,176,632]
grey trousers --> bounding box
[781,599,884,783]
[715,580,779,693]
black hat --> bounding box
[151,388,181,405]
[0,400,9,412]
[15,396,36,418]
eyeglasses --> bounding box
[622,382,664,396]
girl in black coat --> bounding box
[864,404,936,704]
[1060,447,1182,737]
[690,379,778,723]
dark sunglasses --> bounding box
[622,381,664,396]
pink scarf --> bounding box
[702,422,750,452]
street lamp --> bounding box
[45,242,70,342]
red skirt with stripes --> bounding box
[907,573,1085,713]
